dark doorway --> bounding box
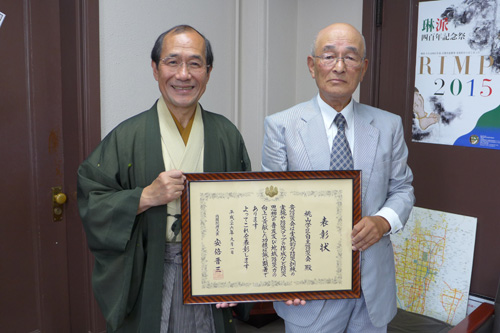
[362,0,500,298]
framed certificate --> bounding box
[181,170,361,304]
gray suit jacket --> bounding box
[261,97,415,328]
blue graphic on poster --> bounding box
[413,0,500,150]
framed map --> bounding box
[392,207,477,325]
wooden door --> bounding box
[0,0,104,331]
[361,0,500,298]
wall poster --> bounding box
[413,0,500,150]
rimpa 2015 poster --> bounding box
[413,0,500,150]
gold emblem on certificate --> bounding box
[265,185,279,197]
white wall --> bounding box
[295,0,364,104]
[238,0,299,168]
[99,0,238,133]
[99,0,363,168]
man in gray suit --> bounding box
[261,23,415,332]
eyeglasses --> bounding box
[160,56,209,73]
[312,53,364,69]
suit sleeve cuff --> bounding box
[376,207,403,235]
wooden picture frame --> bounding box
[181,170,361,304]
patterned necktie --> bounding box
[330,113,353,170]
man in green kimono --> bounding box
[77,25,252,332]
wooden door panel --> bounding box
[1,1,45,331]
[0,0,70,331]
[0,0,104,331]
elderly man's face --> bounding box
[152,30,211,115]
[307,23,368,111]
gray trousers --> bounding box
[160,243,215,333]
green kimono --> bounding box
[77,102,252,332]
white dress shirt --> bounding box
[317,94,403,234]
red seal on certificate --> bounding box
[213,269,224,280]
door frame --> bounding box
[59,0,104,330]
[361,0,418,129]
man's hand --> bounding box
[351,216,390,251]
[137,170,186,214]
[285,299,306,306]
[215,303,237,309]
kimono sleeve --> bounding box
[77,131,150,331]
[77,132,143,253]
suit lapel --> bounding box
[299,99,330,170]
[353,102,379,203]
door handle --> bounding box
[54,192,67,204]
[52,186,66,221]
